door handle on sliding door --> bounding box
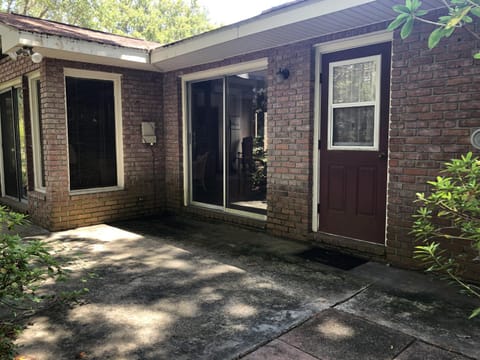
[378,152,387,159]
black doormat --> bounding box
[295,247,368,270]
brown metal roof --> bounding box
[0,12,160,50]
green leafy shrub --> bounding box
[388,0,480,59]
[412,152,480,318]
[0,206,64,358]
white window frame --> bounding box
[64,68,124,194]
[28,71,46,192]
[181,58,268,221]
[327,55,381,151]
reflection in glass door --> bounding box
[189,69,267,215]
[226,72,267,214]
[0,88,27,201]
[190,79,224,206]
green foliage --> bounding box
[1,0,215,43]
[251,136,267,193]
[412,153,480,318]
[0,206,65,358]
[388,0,480,57]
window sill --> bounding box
[69,186,124,196]
[30,190,46,201]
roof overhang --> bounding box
[0,0,445,73]
[151,0,444,72]
[0,23,159,71]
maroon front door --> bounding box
[319,43,391,244]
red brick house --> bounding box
[0,0,478,273]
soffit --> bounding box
[151,0,443,72]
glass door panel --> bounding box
[190,79,224,206]
[0,88,27,201]
[16,89,27,199]
[1,91,18,198]
[226,71,267,214]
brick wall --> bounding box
[388,22,480,276]
[161,20,480,280]
[28,59,165,230]
[161,22,388,236]
[266,44,314,240]
[161,47,314,232]
[1,17,473,277]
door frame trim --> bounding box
[312,31,392,234]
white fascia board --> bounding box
[1,27,151,66]
[17,31,150,64]
[0,24,22,52]
[151,0,375,64]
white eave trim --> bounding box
[180,58,268,81]
[314,30,393,53]
[151,0,375,64]
[0,25,151,65]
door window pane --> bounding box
[332,106,374,146]
[66,77,117,190]
[333,60,376,103]
[190,79,224,206]
[329,56,380,150]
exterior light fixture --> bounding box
[8,46,43,64]
[31,51,43,63]
[276,67,290,81]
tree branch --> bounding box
[442,0,453,10]
[22,0,30,15]
[463,23,480,41]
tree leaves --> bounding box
[412,153,480,319]
[0,0,215,43]
[470,307,480,319]
[428,28,447,48]
[388,0,480,58]
[401,17,414,38]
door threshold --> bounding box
[316,230,386,247]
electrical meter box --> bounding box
[141,122,156,144]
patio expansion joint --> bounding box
[394,340,480,360]
[240,284,375,359]
[275,338,323,360]
[391,337,416,359]
[237,312,318,359]
[330,283,372,309]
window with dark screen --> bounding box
[66,77,117,190]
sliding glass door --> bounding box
[0,88,27,201]
[189,69,267,216]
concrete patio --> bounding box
[13,216,480,359]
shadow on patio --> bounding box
[14,217,367,360]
